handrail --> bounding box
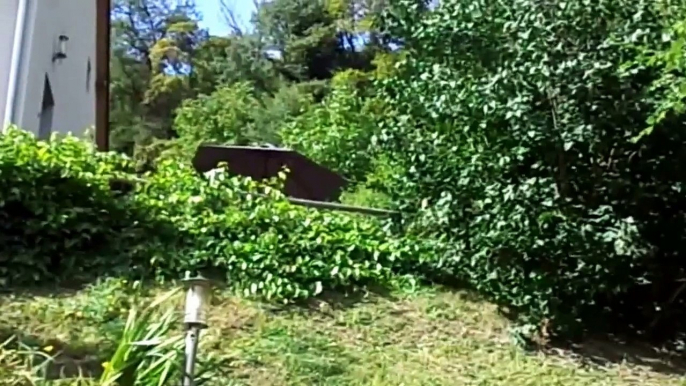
[284,197,397,217]
[109,176,397,217]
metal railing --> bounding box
[110,176,397,217]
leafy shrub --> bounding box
[256,83,315,141]
[0,127,144,286]
[281,70,384,183]
[0,128,431,302]
[340,185,392,209]
[375,0,686,339]
[172,81,312,153]
[620,5,686,142]
[131,137,187,172]
[173,82,266,147]
[134,161,425,300]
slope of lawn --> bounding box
[1,280,684,385]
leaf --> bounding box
[313,281,323,295]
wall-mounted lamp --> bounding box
[52,35,69,62]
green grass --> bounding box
[1,279,685,385]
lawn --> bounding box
[1,279,684,385]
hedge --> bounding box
[0,127,434,300]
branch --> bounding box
[219,0,246,36]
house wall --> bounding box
[0,0,19,128]
[13,0,96,137]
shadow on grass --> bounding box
[0,326,105,380]
[411,265,686,377]
[262,284,399,316]
[0,284,84,299]
[507,305,686,375]
[547,333,686,376]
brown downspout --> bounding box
[95,0,111,151]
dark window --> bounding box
[86,57,91,92]
[38,74,55,140]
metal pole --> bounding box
[284,196,398,217]
[111,177,399,217]
[182,324,201,386]
[181,273,211,386]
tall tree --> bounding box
[109,0,208,151]
[253,0,376,81]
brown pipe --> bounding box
[95,0,111,151]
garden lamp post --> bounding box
[182,272,212,386]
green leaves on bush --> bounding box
[0,128,431,302]
[620,4,686,142]
[374,0,686,339]
[172,81,312,151]
[173,82,265,147]
[135,160,426,300]
[0,127,138,285]
[281,70,383,183]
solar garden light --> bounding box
[182,271,212,386]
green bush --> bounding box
[134,160,427,300]
[375,0,686,339]
[173,81,266,147]
[281,70,384,183]
[172,81,313,151]
[340,185,392,209]
[619,5,686,142]
[0,127,431,301]
[0,127,143,285]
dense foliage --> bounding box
[108,0,387,153]
[0,128,429,301]
[0,129,138,285]
[281,70,383,183]
[372,0,686,339]
[4,0,686,343]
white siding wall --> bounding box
[13,0,96,137]
[0,0,19,127]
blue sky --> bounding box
[196,0,256,36]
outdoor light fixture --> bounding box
[183,272,211,326]
[182,271,212,386]
[53,35,69,61]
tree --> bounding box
[253,0,377,81]
[327,0,395,51]
[281,69,382,183]
[109,0,208,151]
[190,35,283,96]
[374,0,686,340]
[173,82,265,147]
